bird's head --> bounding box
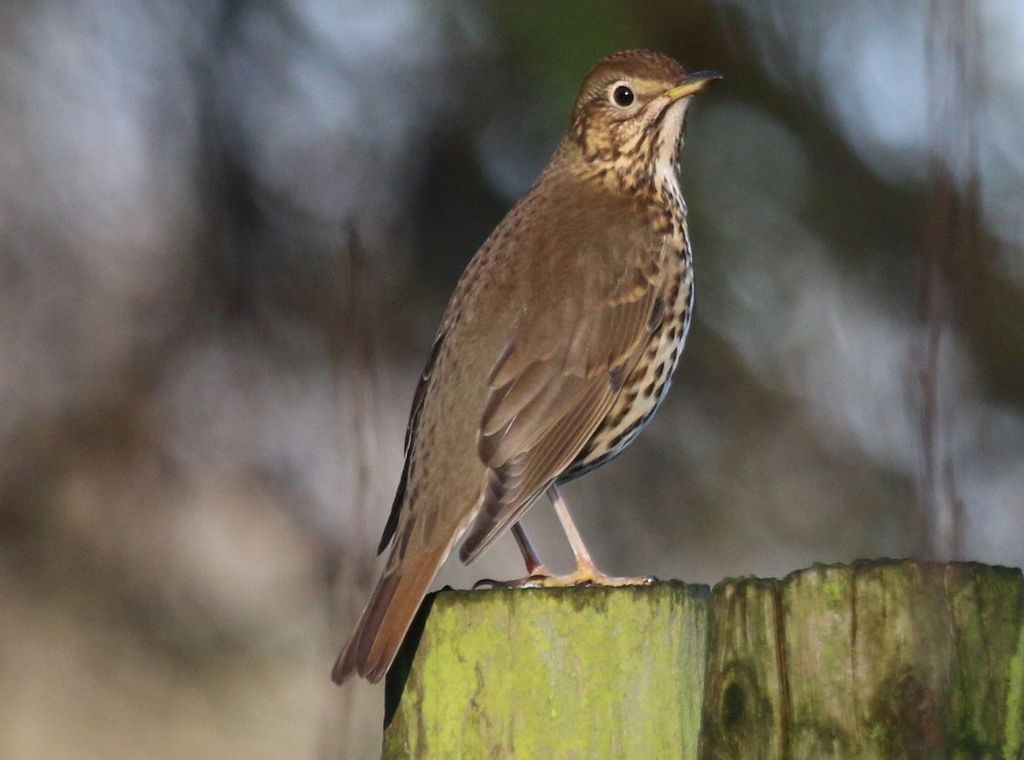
[564,50,720,200]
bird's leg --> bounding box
[511,522,551,577]
[475,486,655,590]
[472,522,552,589]
[541,483,656,587]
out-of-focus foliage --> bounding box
[0,1,1020,758]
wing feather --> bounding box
[458,264,661,564]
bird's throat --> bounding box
[653,103,687,215]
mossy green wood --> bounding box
[382,582,711,759]
[699,561,1024,759]
[384,561,1024,759]
[699,576,789,757]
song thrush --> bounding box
[333,50,719,684]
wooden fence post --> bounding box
[383,560,1024,759]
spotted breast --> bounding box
[560,225,692,482]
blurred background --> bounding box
[1,0,1021,757]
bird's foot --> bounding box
[473,561,657,589]
[473,564,554,590]
[474,568,656,589]
[528,568,658,588]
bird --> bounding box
[333,49,719,685]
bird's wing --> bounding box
[458,241,666,564]
[376,329,446,554]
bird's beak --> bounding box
[663,71,723,101]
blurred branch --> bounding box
[915,0,983,559]
[341,225,381,580]
[915,203,945,559]
[319,226,384,760]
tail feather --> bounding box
[332,543,448,685]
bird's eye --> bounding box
[610,84,635,108]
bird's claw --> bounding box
[473,573,657,590]
[507,573,551,589]
[473,573,551,590]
